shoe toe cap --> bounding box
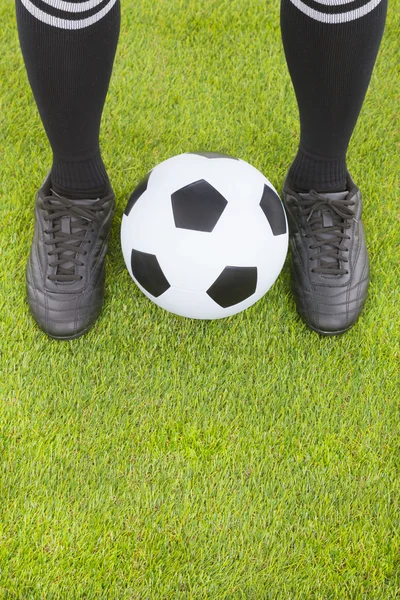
[31,304,102,340]
[306,311,357,335]
[298,296,367,335]
[27,284,103,340]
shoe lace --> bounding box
[298,190,356,275]
[43,190,107,282]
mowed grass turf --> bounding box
[0,0,399,598]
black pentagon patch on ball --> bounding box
[131,249,170,298]
[190,152,239,160]
[124,171,152,217]
[171,179,228,233]
[259,185,287,236]
[207,266,257,308]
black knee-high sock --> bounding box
[281,0,387,192]
[16,0,120,199]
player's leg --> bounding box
[16,0,120,339]
[280,0,387,334]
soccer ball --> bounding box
[121,152,288,319]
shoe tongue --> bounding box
[298,190,348,201]
[299,190,348,228]
[49,195,100,207]
[299,190,349,274]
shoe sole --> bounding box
[46,322,96,341]
[307,324,353,337]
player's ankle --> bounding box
[51,153,110,200]
[288,148,347,193]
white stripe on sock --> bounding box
[288,0,384,23]
[40,0,105,12]
[20,0,118,29]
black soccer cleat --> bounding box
[26,173,115,340]
[282,173,369,335]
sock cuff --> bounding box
[52,153,109,197]
[288,148,347,192]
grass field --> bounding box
[0,0,399,598]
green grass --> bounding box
[1,0,399,598]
